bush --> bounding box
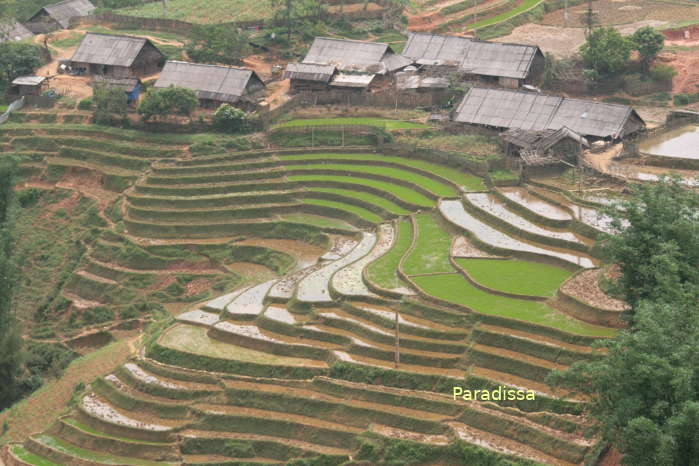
[673,92,699,106]
[77,97,93,110]
[649,64,677,83]
[139,86,198,121]
[213,104,248,133]
[80,306,115,325]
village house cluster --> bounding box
[3,0,647,167]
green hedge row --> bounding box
[148,343,327,379]
[92,376,191,418]
[191,411,357,449]
[329,361,582,414]
[223,387,449,434]
[58,147,150,171]
[135,180,295,197]
[127,191,301,210]
[470,347,552,383]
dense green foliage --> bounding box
[185,24,251,65]
[580,27,632,80]
[631,26,665,73]
[0,160,24,410]
[213,104,248,132]
[0,42,45,93]
[548,178,699,466]
[139,85,198,121]
[93,84,128,126]
[599,176,698,312]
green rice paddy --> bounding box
[304,198,384,223]
[36,434,166,466]
[276,118,429,130]
[281,153,485,190]
[62,419,169,446]
[456,258,572,297]
[403,213,454,275]
[412,273,617,337]
[279,213,357,230]
[368,219,413,289]
[287,174,434,207]
[285,163,457,197]
[11,446,59,466]
[160,325,322,365]
[308,187,411,215]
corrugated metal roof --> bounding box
[42,0,95,28]
[546,98,634,139]
[155,61,265,103]
[12,76,46,86]
[461,40,538,79]
[71,33,157,67]
[303,37,391,73]
[0,21,33,42]
[329,73,375,88]
[403,32,472,65]
[454,87,561,131]
[402,32,540,79]
[283,63,335,82]
[454,87,644,138]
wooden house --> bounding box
[452,87,645,140]
[501,127,589,166]
[25,0,95,33]
[401,32,545,89]
[69,33,164,78]
[0,21,33,42]
[9,76,48,97]
[154,61,266,109]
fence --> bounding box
[295,89,454,109]
[0,97,25,125]
[269,123,385,146]
[71,6,391,33]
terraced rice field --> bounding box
[4,119,623,465]
[276,118,429,130]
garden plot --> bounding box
[332,224,394,297]
[224,280,277,319]
[176,309,221,327]
[367,219,415,294]
[466,193,586,244]
[296,232,376,303]
[81,394,171,432]
[403,213,454,275]
[499,187,572,221]
[439,200,594,268]
[529,187,618,234]
[304,198,385,223]
[456,258,571,297]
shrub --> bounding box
[649,64,677,83]
[77,97,93,110]
[672,92,699,106]
[213,104,248,133]
[80,306,115,325]
[139,86,198,121]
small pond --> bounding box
[640,125,699,159]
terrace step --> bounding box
[26,434,171,466]
[469,366,564,398]
[477,323,597,353]
[133,179,292,197]
[6,444,60,466]
[45,157,140,177]
[125,201,303,223]
[181,454,283,464]
[333,348,466,377]
[179,430,352,456]
[145,168,284,186]
[56,418,180,461]
[119,362,221,394]
[126,190,303,209]
[151,156,276,175]
[447,422,575,466]
[473,343,567,371]
[101,374,196,408]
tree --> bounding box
[0,160,24,410]
[272,0,324,43]
[597,176,699,313]
[212,104,248,133]
[0,42,44,92]
[631,26,665,74]
[548,299,699,466]
[185,25,251,65]
[93,84,128,126]
[579,27,632,80]
[138,86,198,122]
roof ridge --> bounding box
[165,60,253,73]
[314,36,389,47]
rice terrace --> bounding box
[0,0,697,465]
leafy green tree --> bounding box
[272,0,325,43]
[598,176,699,312]
[138,85,198,122]
[548,299,699,466]
[0,160,24,410]
[185,25,251,65]
[213,104,248,133]
[579,27,632,80]
[93,84,128,126]
[631,26,665,74]
[0,42,44,92]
